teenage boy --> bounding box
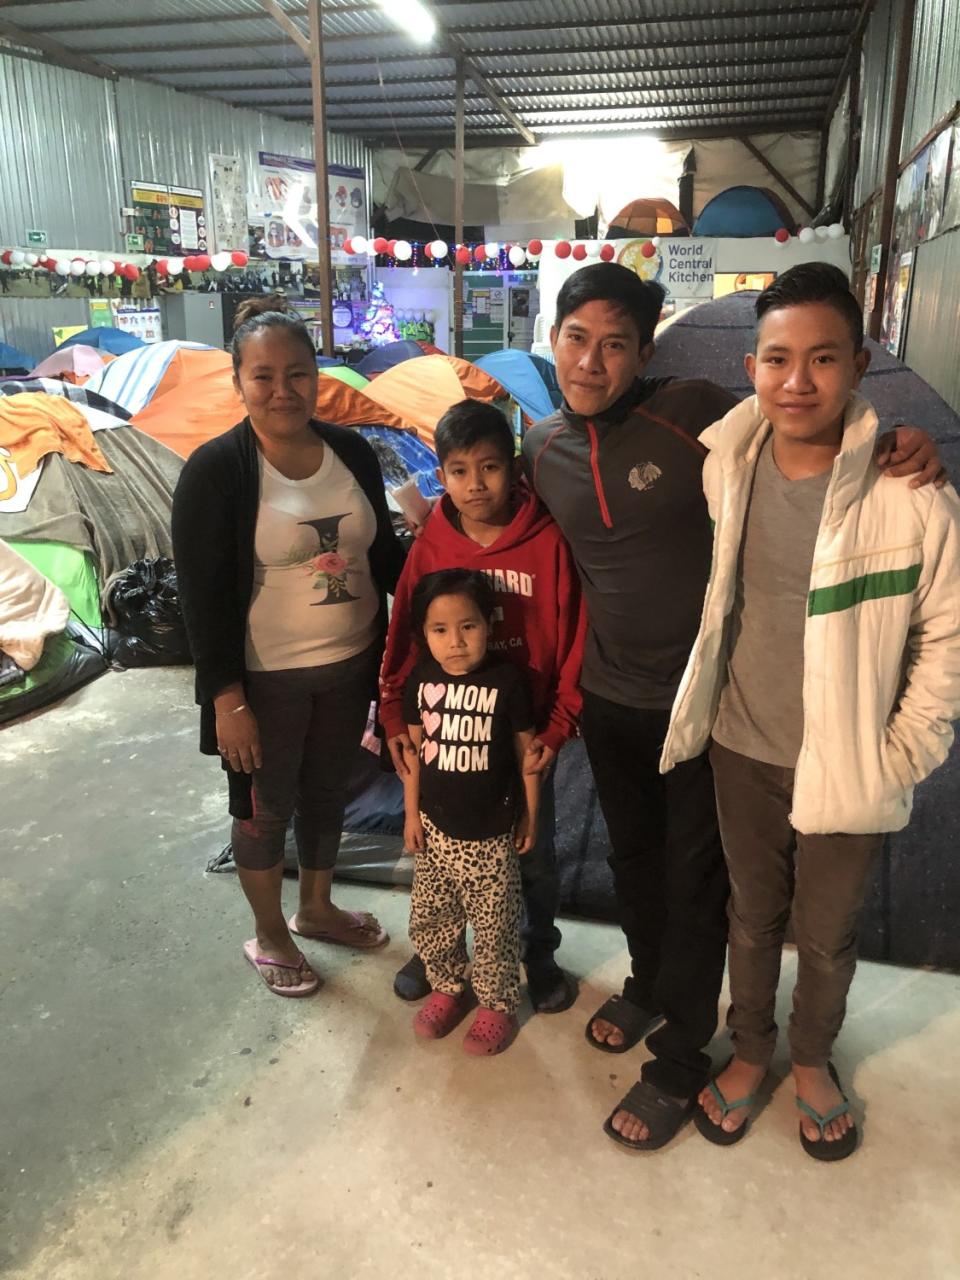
[522,261,944,1151]
[380,400,586,1013]
[659,263,960,1160]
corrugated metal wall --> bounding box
[0,52,372,251]
[0,297,91,362]
[902,0,960,153]
[0,52,372,359]
[903,231,960,413]
[855,0,902,207]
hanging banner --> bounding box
[616,237,716,300]
[208,154,247,252]
[249,153,367,263]
[130,181,207,256]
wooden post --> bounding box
[454,56,465,360]
[307,0,334,358]
[868,0,916,342]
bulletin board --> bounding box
[462,273,506,360]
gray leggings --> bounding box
[230,645,378,871]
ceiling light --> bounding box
[375,0,436,44]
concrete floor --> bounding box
[3,668,960,1280]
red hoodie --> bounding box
[379,484,586,753]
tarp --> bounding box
[130,363,414,458]
[357,340,426,379]
[692,185,795,237]
[30,345,108,382]
[356,427,444,498]
[87,340,219,415]
[0,342,32,375]
[361,354,505,449]
[476,350,562,422]
[60,328,145,355]
[0,378,132,421]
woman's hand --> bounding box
[404,814,425,854]
[876,426,947,489]
[514,809,537,855]
[216,706,262,773]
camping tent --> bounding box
[87,340,221,415]
[607,197,689,237]
[0,538,106,724]
[360,354,505,449]
[357,340,426,379]
[0,342,32,376]
[129,362,414,458]
[30,345,109,383]
[60,328,145,355]
[320,365,370,391]
[692,185,796,237]
[476,350,562,422]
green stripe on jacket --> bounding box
[807,563,922,616]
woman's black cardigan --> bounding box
[171,418,406,817]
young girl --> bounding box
[401,568,540,1055]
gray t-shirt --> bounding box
[712,436,830,767]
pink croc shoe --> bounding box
[463,1007,518,1056]
[413,991,469,1040]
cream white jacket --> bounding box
[660,392,960,834]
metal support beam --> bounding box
[842,40,862,226]
[822,0,877,127]
[414,149,440,172]
[869,0,917,342]
[257,0,310,58]
[740,137,815,218]
[815,124,828,212]
[454,57,466,360]
[0,19,118,79]
[307,0,334,358]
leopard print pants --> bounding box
[410,814,522,1014]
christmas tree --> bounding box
[360,280,400,346]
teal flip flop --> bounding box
[693,1064,760,1146]
[796,1062,858,1162]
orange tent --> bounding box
[130,364,414,458]
[608,198,689,237]
[361,354,505,449]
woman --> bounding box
[172,297,405,995]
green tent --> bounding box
[320,366,370,391]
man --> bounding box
[522,261,943,1151]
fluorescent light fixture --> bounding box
[375,0,437,44]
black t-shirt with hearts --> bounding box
[403,656,534,840]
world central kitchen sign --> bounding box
[617,238,717,300]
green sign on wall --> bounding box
[26,229,47,246]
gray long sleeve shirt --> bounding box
[522,377,737,710]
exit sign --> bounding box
[125,233,145,252]
[26,229,47,246]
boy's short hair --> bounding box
[434,400,514,467]
[410,568,496,640]
[755,263,864,352]
[555,263,666,347]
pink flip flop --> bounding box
[243,939,320,997]
[413,991,470,1039]
[463,1007,518,1056]
[288,910,389,950]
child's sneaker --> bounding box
[463,1007,518,1056]
[413,990,469,1039]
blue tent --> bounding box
[357,340,425,379]
[476,349,562,421]
[0,341,32,374]
[693,186,794,238]
[60,328,145,355]
[315,356,344,368]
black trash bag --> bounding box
[105,556,192,668]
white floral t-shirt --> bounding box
[245,448,379,671]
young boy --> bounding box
[380,400,586,1013]
[660,263,960,1160]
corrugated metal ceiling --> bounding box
[1,0,862,146]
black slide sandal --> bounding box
[603,1080,696,1152]
[585,994,662,1054]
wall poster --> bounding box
[248,153,367,263]
[208,154,247,252]
[130,181,207,256]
